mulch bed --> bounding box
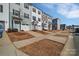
[32,30,49,35]
[19,39,64,56]
[7,32,34,42]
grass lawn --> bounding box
[19,39,64,56]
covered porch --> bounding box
[12,16,22,32]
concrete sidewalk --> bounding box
[61,33,78,56]
[0,32,16,56]
[0,32,32,56]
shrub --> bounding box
[21,30,24,31]
[7,28,12,32]
[12,28,18,32]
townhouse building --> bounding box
[66,25,79,32]
[42,12,48,30]
[0,3,32,31]
[47,16,52,30]
[71,25,79,32]
[73,25,79,33]
[42,12,53,30]
[31,6,42,30]
[60,24,66,30]
[52,18,60,30]
[0,3,9,31]
[9,3,32,31]
[0,3,60,31]
[66,25,72,31]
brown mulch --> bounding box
[32,30,49,35]
[19,39,64,56]
[7,32,34,42]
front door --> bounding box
[13,21,21,31]
[21,24,26,31]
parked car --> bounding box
[75,28,79,33]
[0,25,4,38]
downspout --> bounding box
[9,3,10,29]
[30,4,32,30]
[20,20,21,31]
[19,8,21,31]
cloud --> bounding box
[41,4,55,9]
[40,4,57,16]
[41,3,79,19]
[57,4,79,18]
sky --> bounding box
[32,3,79,26]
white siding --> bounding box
[20,3,32,31]
[31,6,42,30]
[10,3,32,31]
[0,3,9,31]
[57,19,60,30]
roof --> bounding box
[32,4,53,18]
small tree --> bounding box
[32,20,38,30]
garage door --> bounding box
[21,24,30,31]
[13,21,21,31]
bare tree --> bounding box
[32,20,38,30]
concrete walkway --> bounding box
[13,31,68,49]
[0,32,27,56]
[61,33,79,56]
[27,31,44,37]
[0,32,16,56]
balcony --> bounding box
[12,16,22,21]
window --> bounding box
[46,21,47,23]
[38,18,41,21]
[0,5,3,12]
[13,9,20,17]
[38,11,41,15]
[33,16,36,21]
[22,24,29,25]
[26,24,29,25]
[32,8,36,13]
[22,24,26,25]
[14,21,20,24]
[52,19,57,25]
[16,3,20,5]
[24,13,29,19]
[24,3,29,9]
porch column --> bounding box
[20,21,21,31]
[12,19,13,30]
